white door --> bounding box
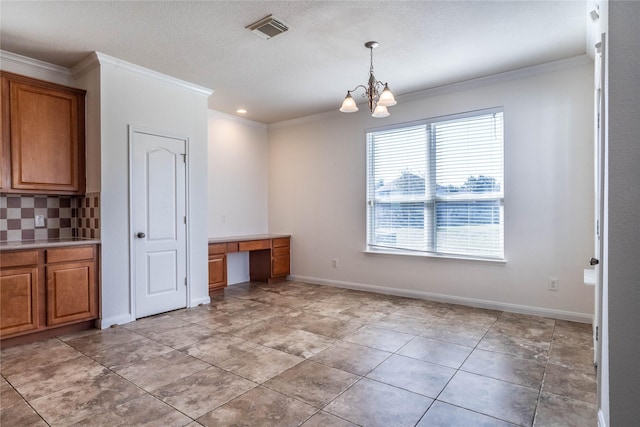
[593,34,606,367]
[131,128,187,318]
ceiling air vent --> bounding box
[246,15,289,40]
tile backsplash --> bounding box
[0,193,100,242]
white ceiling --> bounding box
[1,1,588,124]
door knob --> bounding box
[590,257,599,266]
[137,232,146,238]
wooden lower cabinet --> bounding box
[0,245,98,341]
[46,261,96,326]
[0,266,39,337]
[208,254,226,291]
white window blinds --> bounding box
[367,109,504,259]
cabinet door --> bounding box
[9,81,85,193]
[0,77,8,191]
[46,261,96,326]
[272,255,290,277]
[208,254,227,291]
[0,267,39,337]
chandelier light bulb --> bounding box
[339,92,359,113]
[377,84,397,107]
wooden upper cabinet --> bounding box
[1,71,86,194]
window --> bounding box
[366,109,504,260]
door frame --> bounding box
[128,125,191,320]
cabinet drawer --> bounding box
[239,240,270,251]
[272,246,289,257]
[46,246,94,264]
[272,238,290,248]
[0,250,38,268]
[208,243,226,255]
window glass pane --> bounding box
[367,109,504,259]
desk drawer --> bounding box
[272,246,289,257]
[272,238,290,248]
[239,240,270,251]
[208,243,226,255]
[0,250,38,268]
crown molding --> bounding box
[0,50,72,84]
[269,54,593,130]
[90,51,213,97]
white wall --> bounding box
[268,59,595,320]
[602,1,640,425]
[207,110,269,283]
[92,54,211,327]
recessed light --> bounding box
[236,109,247,114]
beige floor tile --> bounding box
[0,338,81,376]
[397,336,473,369]
[301,411,358,426]
[534,392,597,427]
[325,378,433,427]
[260,328,336,358]
[114,349,210,392]
[542,362,597,403]
[1,376,26,409]
[367,354,456,398]
[144,323,217,348]
[372,313,436,335]
[422,317,490,347]
[264,360,358,408]
[299,316,365,340]
[88,336,175,370]
[29,372,146,425]
[478,331,550,362]
[344,325,414,352]
[154,366,257,419]
[70,393,192,427]
[418,401,516,426]
[439,371,539,426]
[0,398,48,427]
[217,345,303,383]
[6,354,108,400]
[121,314,192,335]
[461,348,546,389]
[548,339,595,374]
[311,341,390,376]
[490,313,556,342]
[179,333,258,365]
[64,327,146,357]
[197,386,316,427]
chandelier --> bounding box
[339,41,397,118]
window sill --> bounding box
[364,247,507,264]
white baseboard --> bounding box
[96,313,135,329]
[598,409,607,427]
[189,296,211,307]
[289,275,593,323]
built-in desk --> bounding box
[207,234,291,291]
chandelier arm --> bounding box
[347,85,368,95]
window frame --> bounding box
[365,107,505,262]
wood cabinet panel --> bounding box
[0,77,8,191]
[272,246,289,257]
[46,261,96,326]
[272,238,290,248]
[0,267,39,337]
[272,255,290,277]
[208,254,226,291]
[1,71,86,195]
[208,243,226,255]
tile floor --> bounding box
[1,280,597,426]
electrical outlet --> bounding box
[332,258,339,268]
[548,278,559,291]
[35,215,45,228]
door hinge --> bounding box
[596,326,599,341]
[184,277,188,287]
[181,153,187,163]
[184,216,187,224]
